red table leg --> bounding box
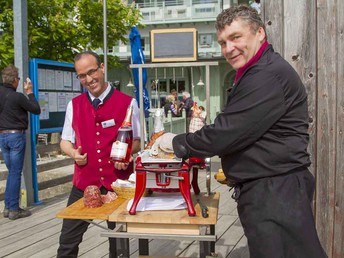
[129,171,147,215]
[178,171,196,216]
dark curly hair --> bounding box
[215,5,267,40]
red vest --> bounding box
[72,89,133,191]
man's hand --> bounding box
[72,146,88,166]
[24,78,33,94]
[113,155,134,170]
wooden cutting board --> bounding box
[56,192,220,225]
[56,197,126,220]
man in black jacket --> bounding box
[0,64,41,220]
[172,5,327,258]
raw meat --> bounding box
[101,191,118,204]
[84,185,103,208]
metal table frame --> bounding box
[100,222,216,257]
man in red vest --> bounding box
[57,51,141,258]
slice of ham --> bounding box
[101,191,118,204]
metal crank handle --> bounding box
[165,175,184,180]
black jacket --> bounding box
[173,45,311,183]
[0,83,41,130]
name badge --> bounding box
[102,119,115,128]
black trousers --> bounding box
[236,169,327,258]
[57,186,117,258]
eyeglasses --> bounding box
[17,77,20,80]
[76,66,100,80]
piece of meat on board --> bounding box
[101,191,118,204]
[84,185,103,208]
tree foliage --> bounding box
[0,0,141,69]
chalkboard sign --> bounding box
[150,28,198,62]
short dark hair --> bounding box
[74,51,102,66]
[1,64,18,84]
[215,5,267,40]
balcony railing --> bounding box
[137,0,221,23]
[111,43,221,61]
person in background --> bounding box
[170,88,180,106]
[57,51,141,258]
[170,88,177,101]
[179,91,194,131]
[189,104,206,133]
[0,64,41,220]
[172,6,327,258]
[198,105,206,120]
[164,94,180,117]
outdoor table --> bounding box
[56,192,220,258]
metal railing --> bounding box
[137,0,221,23]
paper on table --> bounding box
[112,179,135,188]
[127,195,187,211]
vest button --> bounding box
[99,168,103,172]
[96,123,100,126]
[98,159,102,162]
[97,150,101,153]
[96,132,100,135]
[97,141,100,144]
[100,177,104,180]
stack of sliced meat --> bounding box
[83,185,117,208]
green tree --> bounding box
[0,0,141,69]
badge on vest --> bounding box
[101,119,116,128]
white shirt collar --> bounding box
[88,83,111,103]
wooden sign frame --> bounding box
[150,28,198,62]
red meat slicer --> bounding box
[128,151,211,216]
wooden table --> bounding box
[56,192,220,258]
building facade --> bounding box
[107,0,252,123]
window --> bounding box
[141,38,145,51]
[199,34,213,47]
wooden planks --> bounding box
[262,0,344,256]
[0,165,248,258]
[315,0,337,255]
[262,0,284,53]
[283,0,317,177]
[334,0,344,257]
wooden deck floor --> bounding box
[0,170,249,258]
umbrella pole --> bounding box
[139,68,145,151]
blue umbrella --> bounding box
[129,27,150,118]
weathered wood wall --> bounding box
[262,0,343,257]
